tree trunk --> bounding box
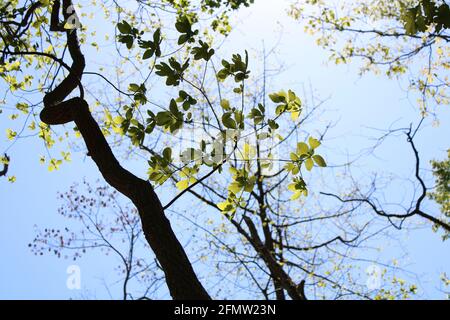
[39,0,210,300]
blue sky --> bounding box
[0,0,449,299]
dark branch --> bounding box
[0,154,9,177]
[320,128,450,233]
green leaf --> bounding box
[291,111,300,121]
[118,35,134,49]
[163,147,172,161]
[313,155,327,167]
[169,99,178,114]
[175,16,190,33]
[175,16,198,44]
[6,128,16,140]
[217,69,229,81]
[305,158,314,171]
[290,191,302,200]
[220,99,231,110]
[155,111,172,126]
[191,40,215,61]
[228,181,242,194]
[269,92,286,103]
[297,142,309,155]
[117,20,132,34]
[217,201,228,211]
[155,58,189,86]
[176,179,189,190]
[222,112,237,129]
[244,176,256,192]
[308,137,321,149]
[16,102,29,114]
[128,83,140,92]
[153,28,161,45]
[143,49,154,60]
[268,119,279,130]
[217,52,249,83]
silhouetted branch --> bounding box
[321,128,450,233]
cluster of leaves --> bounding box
[153,98,186,132]
[428,149,450,240]
[286,137,326,200]
[128,83,148,105]
[113,89,197,147]
[176,166,199,190]
[147,145,200,191]
[0,2,35,54]
[176,90,197,110]
[191,40,215,61]
[158,0,253,34]
[117,20,162,60]
[0,0,253,180]
[401,0,450,35]
[221,108,244,129]
[118,13,213,90]
[217,165,256,217]
[373,274,419,300]
[175,15,199,45]
[0,1,91,175]
[155,58,190,86]
[147,147,174,185]
[217,51,250,83]
[109,104,147,146]
[0,59,34,92]
[216,134,327,216]
[269,89,302,121]
[290,0,450,114]
[115,23,263,192]
[200,0,254,34]
[228,165,257,194]
[201,0,254,11]
[247,103,266,126]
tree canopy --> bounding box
[290,0,449,115]
[1,0,449,300]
